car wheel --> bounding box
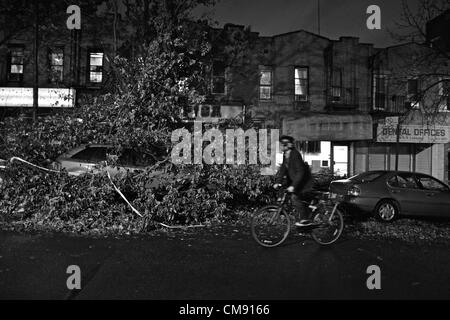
[375,200,398,222]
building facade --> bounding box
[220,28,450,182]
[0,5,116,118]
[248,31,377,177]
[1,5,449,182]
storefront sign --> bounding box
[283,114,373,141]
[377,125,450,143]
[0,87,75,108]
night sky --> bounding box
[198,0,423,48]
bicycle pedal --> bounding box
[296,221,320,227]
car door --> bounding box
[415,174,450,217]
[386,173,427,216]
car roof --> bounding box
[58,144,113,158]
[359,170,434,175]
[359,170,447,183]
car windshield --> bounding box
[71,147,108,162]
[349,171,385,183]
[69,145,159,167]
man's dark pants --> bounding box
[291,192,312,221]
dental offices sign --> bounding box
[377,124,450,144]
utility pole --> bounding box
[33,0,39,122]
[395,121,400,171]
[317,0,321,35]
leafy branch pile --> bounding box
[0,155,276,235]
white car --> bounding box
[52,144,163,177]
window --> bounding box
[88,52,104,83]
[390,173,419,189]
[387,175,399,188]
[296,141,320,153]
[259,70,272,100]
[407,79,418,96]
[439,78,450,112]
[416,175,449,192]
[331,68,342,102]
[350,171,385,183]
[387,175,415,188]
[294,67,308,101]
[321,160,329,167]
[407,78,420,109]
[212,60,225,94]
[373,74,387,110]
[48,48,64,83]
[71,147,107,162]
[439,78,450,97]
[8,47,24,82]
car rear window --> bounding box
[71,147,107,162]
[350,171,385,183]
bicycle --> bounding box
[251,189,344,247]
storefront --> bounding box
[282,113,373,177]
[355,115,450,183]
[0,87,76,108]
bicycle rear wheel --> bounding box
[251,205,291,247]
[311,207,344,245]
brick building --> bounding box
[212,28,449,181]
[1,5,449,182]
[0,4,116,117]
[247,31,377,177]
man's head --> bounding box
[279,135,295,152]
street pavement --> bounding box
[0,225,449,300]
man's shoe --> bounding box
[295,219,314,227]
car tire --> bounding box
[374,200,399,222]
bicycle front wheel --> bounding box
[251,205,291,247]
[311,207,344,245]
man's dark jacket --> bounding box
[276,148,313,195]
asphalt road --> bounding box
[0,225,449,300]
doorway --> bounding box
[332,144,349,177]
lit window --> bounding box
[89,52,103,83]
[259,70,272,100]
[294,67,308,101]
[49,48,64,83]
[8,47,24,82]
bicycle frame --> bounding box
[276,189,341,224]
[251,189,345,247]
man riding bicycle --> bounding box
[273,135,314,227]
